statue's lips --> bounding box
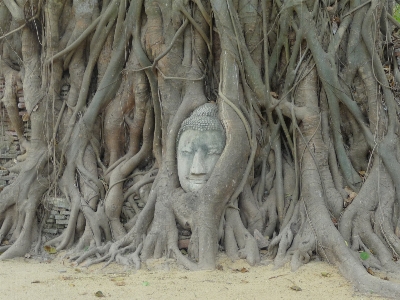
[186,176,208,185]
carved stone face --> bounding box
[177,129,225,192]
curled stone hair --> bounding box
[177,103,226,143]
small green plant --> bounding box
[394,4,400,22]
[360,251,370,261]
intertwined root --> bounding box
[1,0,400,298]
[0,146,49,260]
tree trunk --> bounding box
[1,0,400,297]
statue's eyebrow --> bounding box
[207,142,225,149]
[207,146,223,152]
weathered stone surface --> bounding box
[47,197,70,209]
[56,219,69,225]
[43,229,58,234]
[180,230,191,236]
[44,196,71,234]
[0,169,9,176]
[178,239,190,249]
[0,176,16,181]
[177,103,226,193]
[0,154,16,159]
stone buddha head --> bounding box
[177,103,226,192]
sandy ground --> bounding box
[0,252,390,300]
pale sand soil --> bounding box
[0,253,391,300]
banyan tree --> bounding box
[1,0,400,297]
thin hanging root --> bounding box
[178,5,211,54]
[192,0,211,26]
[124,171,156,200]
[77,163,103,199]
[152,19,189,70]
[58,6,119,158]
[76,144,104,199]
[105,156,127,176]
[48,15,102,63]
[90,138,106,172]
[1,2,400,299]
[274,136,285,225]
[0,0,42,40]
[131,1,162,165]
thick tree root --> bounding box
[0,144,49,260]
[224,206,260,266]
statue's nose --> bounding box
[190,150,207,175]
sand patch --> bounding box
[0,253,390,299]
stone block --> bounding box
[178,239,190,249]
[0,170,9,176]
[46,219,55,224]
[60,210,71,215]
[4,173,17,179]
[56,219,69,225]
[54,215,65,220]
[0,154,16,159]
[47,197,70,209]
[43,229,58,234]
